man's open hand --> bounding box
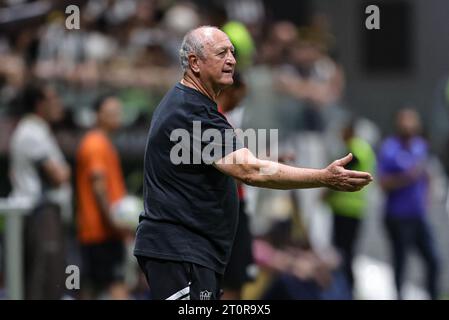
[323,153,373,192]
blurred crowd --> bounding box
[0,0,448,300]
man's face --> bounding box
[41,87,64,123]
[98,97,123,131]
[197,30,236,90]
[397,109,421,138]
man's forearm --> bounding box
[93,187,110,219]
[92,174,115,228]
[216,149,372,192]
[240,159,327,190]
[41,158,71,186]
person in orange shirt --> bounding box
[76,95,129,299]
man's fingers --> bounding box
[347,178,371,187]
[335,153,353,167]
[346,169,373,180]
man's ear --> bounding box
[188,54,200,74]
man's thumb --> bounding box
[335,153,353,167]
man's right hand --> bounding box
[322,153,373,192]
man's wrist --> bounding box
[317,168,329,188]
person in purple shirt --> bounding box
[378,108,440,300]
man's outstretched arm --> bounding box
[213,148,373,192]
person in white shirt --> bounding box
[9,83,71,299]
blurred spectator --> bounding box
[76,95,130,299]
[276,38,345,131]
[323,118,376,297]
[378,108,440,300]
[298,13,337,59]
[9,82,71,299]
[251,231,348,300]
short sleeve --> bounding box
[190,106,244,164]
[22,129,53,163]
[81,138,107,176]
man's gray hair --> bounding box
[179,26,221,72]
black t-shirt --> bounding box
[134,82,243,274]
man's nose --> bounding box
[226,52,236,65]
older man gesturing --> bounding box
[134,26,372,300]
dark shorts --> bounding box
[136,256,222,300]
[222,200,254,290]
[80,240,126,293]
